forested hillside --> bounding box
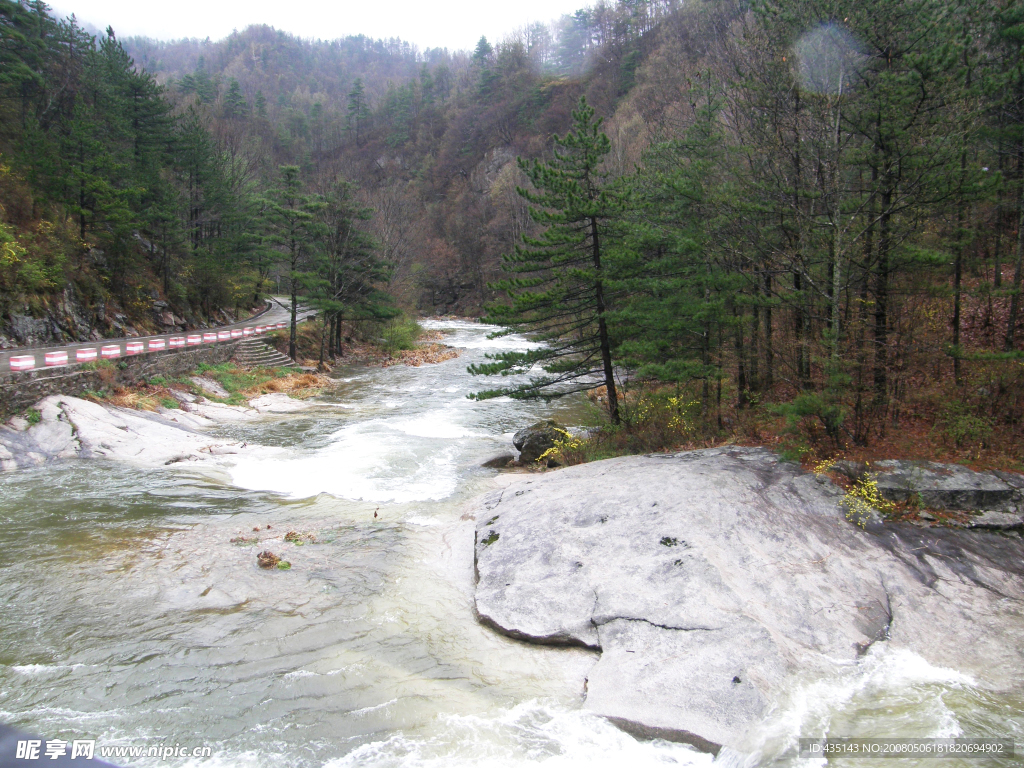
[120,3,679,313]
[3,0,1024,457]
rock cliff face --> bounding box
[472,447,1024,753]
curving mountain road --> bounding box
[0,297,315,375]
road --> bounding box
[0,297,315,375]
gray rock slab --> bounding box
[190,376,230,399]
[839,459,1023,513]
[472,447,1024,753]
[0,395,281,471]
[248,393,310,413]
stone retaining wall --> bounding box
[0,342,242,416]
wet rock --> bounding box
[473,447,1024,754]
[482,453,515,469]
[170,390,197,405]
[256,550,280,568]
[512,420,562,464]
[249,393,308,413]
[190,376,230,399]
[284,530,314,544]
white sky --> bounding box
[49,0,587,52]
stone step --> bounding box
[232,340,297,369]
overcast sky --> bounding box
[49,0,587,51]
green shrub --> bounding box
[80,359,113,372]
[380,317,421,354]
[24,407,41,425]
[775,391,847,445]
[935,401,993,449]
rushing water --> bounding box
[1,320,1021,768]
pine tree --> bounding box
[345,78,369,146]
[223,78,248,119]
[471,97,626,423]
[472,36,493,65]
[307,179,395,362]
[262,166,325,359]
[617,73,739,418]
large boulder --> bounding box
[472,447,1024,754]
[512,420,562,463]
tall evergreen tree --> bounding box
[345,78,370,146]
[471,96,626,423]
[307,179,395,362]
[617,73,740,418]
[262,165,324,359]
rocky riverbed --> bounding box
[472,447,1024,754]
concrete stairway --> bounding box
[233,338,297,369]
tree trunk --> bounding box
[1005,185,1024,351]
[874,184,893,405]
[289,249,298,361]
[763,272,774,390]
[734,304,748,407]
[590,216,619,424]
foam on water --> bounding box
[421,319,540,352]
[228,420,461,501]
[732,645,979,766]
[323,701,713,768]
[11,664,89,676]
[388,412,477,439]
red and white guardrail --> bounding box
[6,307,299,373]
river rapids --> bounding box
[1,320,1020,767]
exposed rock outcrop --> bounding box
[472,447,1024,754]
[512,420,561,464]
[836,459,1023,529]
[0,394,308,471]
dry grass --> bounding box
[243,371,330,398]
[104,389,161,411]
[381,343,460,368]
[85,365,332,413]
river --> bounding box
[1,320,1020,767]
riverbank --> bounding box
[262,316,462,370]
[0,392,309,472]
